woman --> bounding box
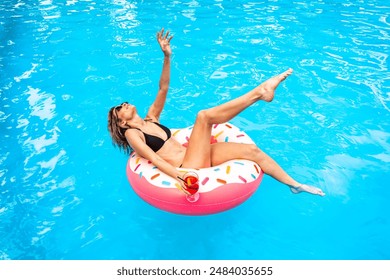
[108,28,325,197]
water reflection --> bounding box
[26,86,56,120]
[110,0,140,31]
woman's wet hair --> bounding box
[107,106,133,155]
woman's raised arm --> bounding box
[146,28,174,122]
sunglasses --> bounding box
[114,102,129,112]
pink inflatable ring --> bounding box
[126,122,264,215]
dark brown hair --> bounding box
[107,107,133,154]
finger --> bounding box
[177,183,190,195]
[164,30,170,39]
[157,29,162,40]
[168,35,174,43]
[160,28,164,38]
[182,188,190,195]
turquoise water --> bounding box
[1,0,389,260]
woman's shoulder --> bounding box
[124,127,142,139]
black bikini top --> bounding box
[133,121,172,152]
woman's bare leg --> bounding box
[181,69,293,168]
[210,142,325,196]
[201,68,293,124]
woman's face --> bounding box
[115,102,136,124]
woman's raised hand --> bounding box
[157,28,173,56]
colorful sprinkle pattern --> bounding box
[128,122,262,193]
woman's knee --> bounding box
[248,144,263,158]
[196,109,210,124]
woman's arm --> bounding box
[125,130,187,192]
[146,28,174,122]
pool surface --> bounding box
[1,0,389,260]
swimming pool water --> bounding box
[1,0,389,260]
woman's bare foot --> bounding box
[257,68,293,102]
[290,184,326,196]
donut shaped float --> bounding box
[126,122,264,215]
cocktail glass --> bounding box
[182,171,200,203]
